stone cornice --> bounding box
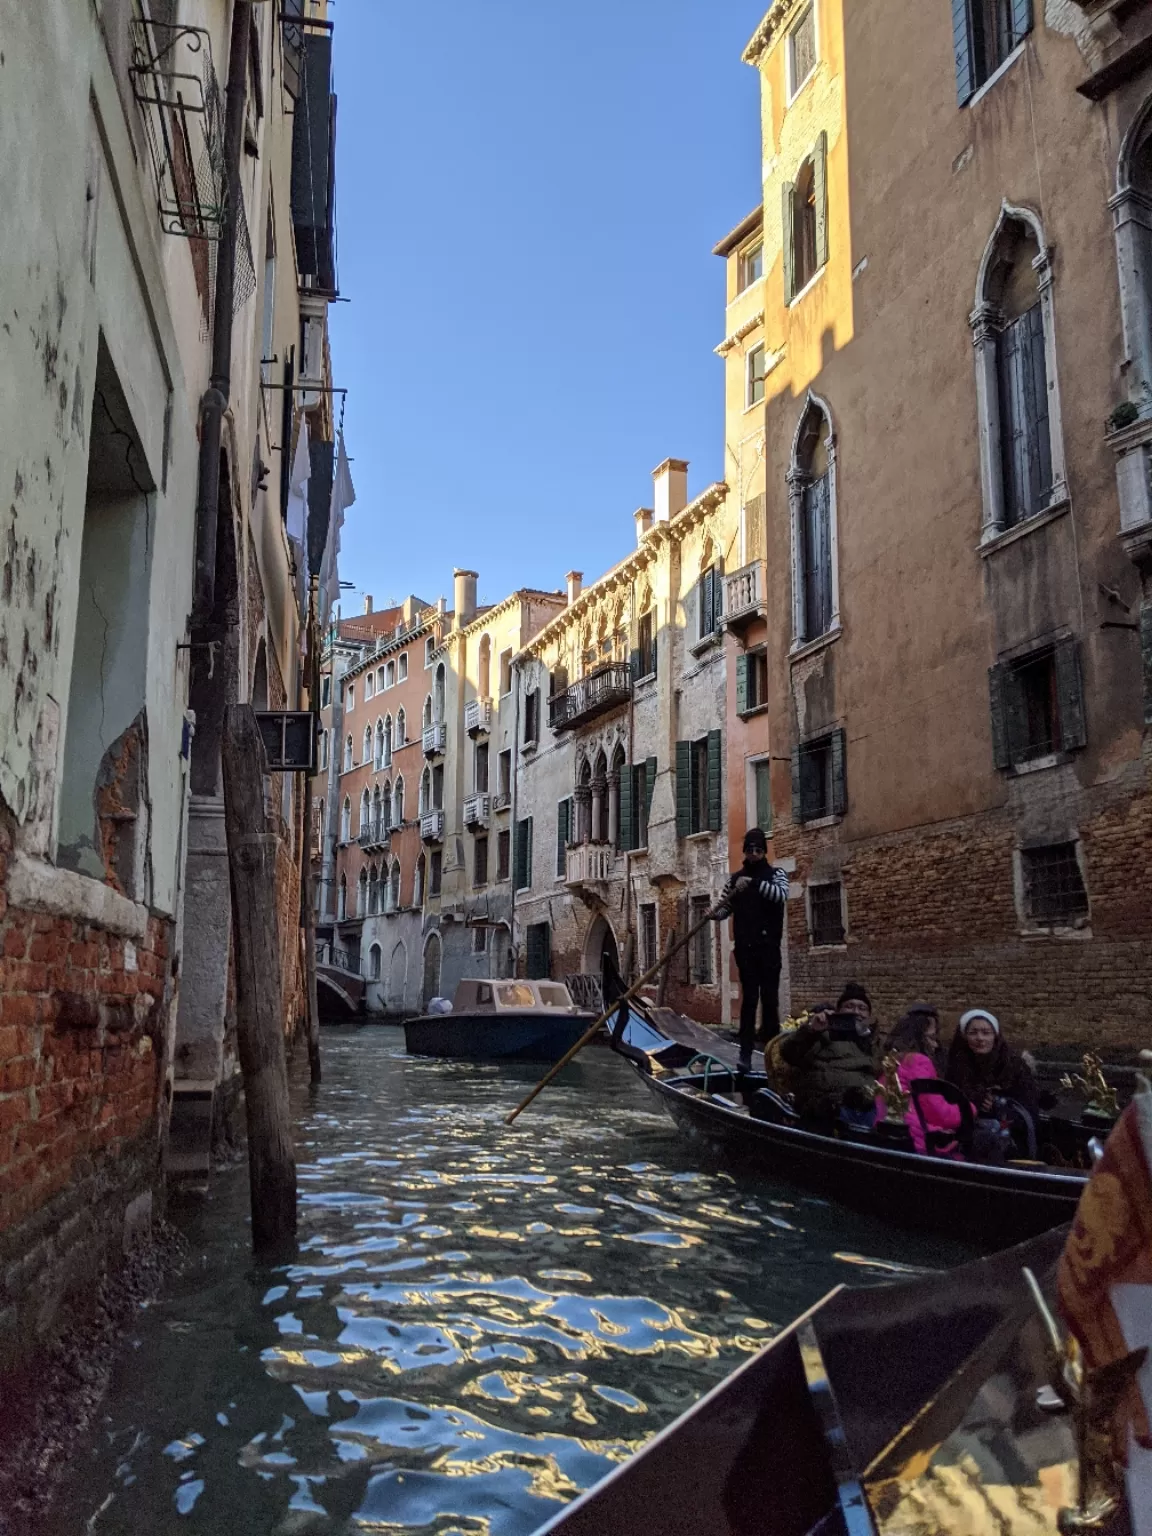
[447,588,567,647]
[343,617,438,683]
[715,310,765,357]
[516,483,729,660]
[743,0,807,65]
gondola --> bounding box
[612,1006,1088,1249]
[537,1227,1089,1536]
[403,978,596,1062]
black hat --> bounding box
[904,1000,939,1019]
[743,827,768,853]
[836,981,872,1010]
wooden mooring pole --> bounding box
[222,703,298,1252]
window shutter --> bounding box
[707,730,723,832]
[988,663,1012,770]
[645,757,658,818]
[953,0,975,106]
[676,741,692,838]
[781,181,796,303]
[755,762,773,832]
[1010,0,1033,47]
[830,729,847,818]
[526,923,551,980]
[735,653,750,717]
[515,817,532,890]
[791,745,803,825]
[1141,601,1152,727]
[1055,639,1087,752]
[700,569,714,638]
[813,130,829,272]
[556,798,570,875]
[618,761,634,852]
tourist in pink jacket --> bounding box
[878,1009,969,1158]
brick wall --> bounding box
[0,811,171,1367]
[776,788,1152,1050]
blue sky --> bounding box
[329,1,768,615]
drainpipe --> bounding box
[192,0,253,624]
[509,659,522,976]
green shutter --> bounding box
[676,741,692,838]
[830,729,847,818]
[755,761,772,832]
[735,653,750,717]
[515,816,532,890]
[645,757,658,816]
[1055,639,1087,752]
[556,798,570,875]
[526,923,551,980]
[707,730,722,832]
[953,0,975,105]
[1010,0,1033,47]
[781,180,796,303]
[791,745,803,825]
[1141,601,1152,727]
[813,130,828,272]
[988,663,1012,770]
[618,763,634,852]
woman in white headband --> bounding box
[946,1007,1038,1121]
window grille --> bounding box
[690,897,714,984]
[1022,843,1089,926]
[809,882,845,948]
[640,904,658,972]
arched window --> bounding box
[971,204,1065,540]
[341,797,351,842]
[369,943,382,981]
[383,715,393,767]
[423,694,433,731]
[381,779,392,830]
[434,664,446,724]
[365,671,375,701]
[390,861,401,911]
[1115,107,1152,423]
[420,766,431,815]
[368,863,380,915]
[371,785,383,839]
[593,750,609,844]
[363,725,372,765]
[385,660,396,689]
[396,708,406,747]
[319,730,329,771]
[393,775,404,827]
[577,756,593,845]
[338,873,348,920]
[374,718,385,770]
[414,852,426,907]
[357,867,369,917]
[344,735,353,773]
[610,742,626,850]
[788,394,838,645]
[359,788,371,835]
[783,133,828,305]
[478,634,492,699]
[422,932,442,1007]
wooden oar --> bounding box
[505,906,720,1124]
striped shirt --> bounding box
[713,864,789,920]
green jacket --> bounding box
[779,1024,877,1119]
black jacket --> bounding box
[713,859,789,953]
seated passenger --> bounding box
[879,1011,968,1158]
[945,1009,1039,1162]
[780,983,877,1129]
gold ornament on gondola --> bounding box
[1060,1054,1120,1122]
[880,1053,910,1123]
[780,1010,809,1034]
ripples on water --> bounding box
[53,1029,972,1535]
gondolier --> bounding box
[712,827,789,1072]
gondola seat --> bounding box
[909,1078,974,1158]
[750,1087,803,1127]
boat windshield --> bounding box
[536,985,572,1008]
[495,983,536,1008]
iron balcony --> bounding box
[549,662,632,731]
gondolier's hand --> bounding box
[732,876,753,895]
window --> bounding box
[396,708,406,747]
[414,854,426,907]
[434,664,446,723]
[738,241,764,292]
[514,816,533,890]
[618,758,656,851]
[782,134,828,304]
[368,864,380,915]
[497,828,511,882]
[429,849,443,896]
[338,873,347,920]
[789,396,837,645]
[425,637,435,668]
[432,763,444,810]
[321,675,331,708]
[390,861,401,911]
[398,653,408,681]
[319,730,329,771]
[346,685,354,712]
[359,788,370,834]
[472,925,488,955]
[809,882,845,947]
[743,493,765,564]
[787,4,817,98]
[953,0,1032,105]
[525,922,551,980]
[472,834,489,888]
[746,343,767,408]
[1021,843,1089,927]
[357,868,368,917]
[369,944,382,981]
[384,660,395,689]
[989,640,1086,769]
[363,725,372,765]
[697,566,721,641]
[690,896,714,984]
[634,611,656,680]
[499,649,513,695]
[498,749,512,802]
[676,732,722,837]
[383,716,393,767]
[423,695,433,731]
[750,758,772,835]
[478,634,492,699]
[393,776,404,827]
[340,798,351,842]
[736,649,768,715]
[475,741,489,793]
[792,729,847,824]
[365,673,375,701]
[639,904,658,972]
[556,797,572,875]
[523,688,540,745]
[344,735,353,773]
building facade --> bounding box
[727,0,1152,1045]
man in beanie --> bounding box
[711,827,789,1071]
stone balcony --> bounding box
[358,822,389,851]
[420,810,445,842]
[565,841,616,888]
[463,793,490,828]
[422,723,446,757]
[722,559,766,630]
[465,698,492,736]
[549,662,632,731]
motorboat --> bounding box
[403,978,596,1062]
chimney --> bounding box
[633,508,654,546]
[453,569,478,630]
[566,570,583,605]
[437,595,447,617]
[652,458,689,523]
[363,594,373,615]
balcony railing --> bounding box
[420,810,445,842]
[463,793,490,828]
[723,560,766,630]
[465,698,492,736]
[565,842,616,887]
[358,820,390,850]
[422,723,446,757]
[492,790,512,812]
[549,663,632,731]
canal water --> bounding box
[53,1028,972,1535]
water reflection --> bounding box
[52,1030,971,1534]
